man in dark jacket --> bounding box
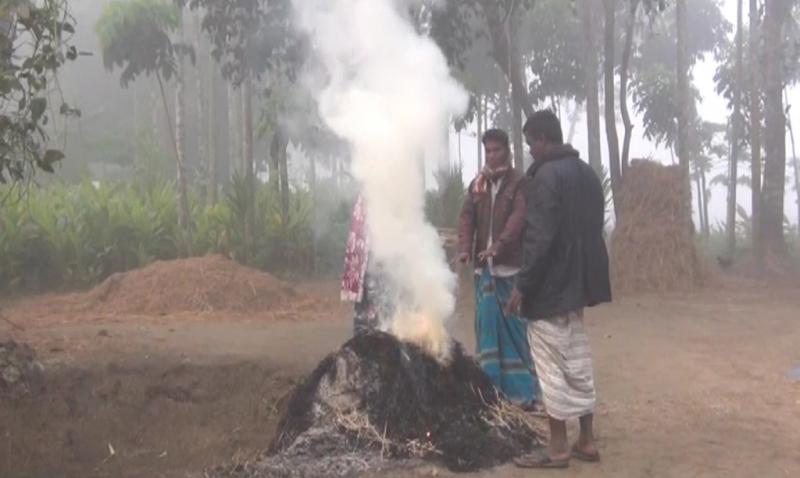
[506,110,611,469]
[457,129,539,407]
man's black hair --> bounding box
[523,110,564,144]
[482,128,510,150]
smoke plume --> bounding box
[292,0,468,359]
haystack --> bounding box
[610,160,706,293]
[83,255,298,315]
[207,333,543,477]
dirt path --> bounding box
[1,280,799,478]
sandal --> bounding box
[571,444,601,463]
[514,450,570,469]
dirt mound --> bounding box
[84,255,299,315]
[208,333,543,477]
[610,160,708,293]
[0,341,44,400]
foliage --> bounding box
[0,177,340,292]
[520,0,586,104]
[177,0,300,84]
[714,5,800,148]
[95,0,183,87]
[0,0,79,183]
[630,0,730,148]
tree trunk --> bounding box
[732,39,747,255]
[726,0,745,258]
[133,82,140,164]
[156,70,190,236]
[749,0,764,266]
[477,0,535,118]
[270,128,290,221]
[175,73,190,233]
[602,0,621,217]
[279,134,290,222]
[174,14,191,237]
[786,92,799,236]
[566,101,580,145]
[175,85,190,234]
[761,0,790,257]
[476,94,483,171]
[676,0,690,172]
[701,167,710,239]
[508,15,525,172]
[241,76,255,257]
[242,77,254,180]
[310,152,317,273]
[620,0,639,176]
[458,129,462,165]
[483,95,489,135]
[582,0,603,175]
[695,171,706,237]
[151,88,159,141]
[193,13,205,187]
[227,82,240,178]
[512,101,524,171]
[676,0,693,232]
[207,51,217,206]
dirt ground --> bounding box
[1,277,799,478]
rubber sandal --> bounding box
[514,450,570,469]
[571,444,601,463]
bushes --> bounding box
[0,178,347,292]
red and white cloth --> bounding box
[341,194,369,302]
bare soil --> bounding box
[1,276,799,478]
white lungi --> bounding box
[527,311,596,420]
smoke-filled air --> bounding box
[293,0,468,359]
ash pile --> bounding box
[208,332,543,478]
[0,341,44,400]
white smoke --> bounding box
[292,0,468,359]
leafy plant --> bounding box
[1,0,79,183]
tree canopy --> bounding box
[0,0,78,183]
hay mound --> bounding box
[84,255,297,315]
[0,341,44,400]
[208,333,543,477]
[610,160,706,293]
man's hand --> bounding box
[477,246,498,262]
[505,288,524,317]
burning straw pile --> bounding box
[206,333,543,478]
[610,160,707,293]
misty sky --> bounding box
[451,0,800,228]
